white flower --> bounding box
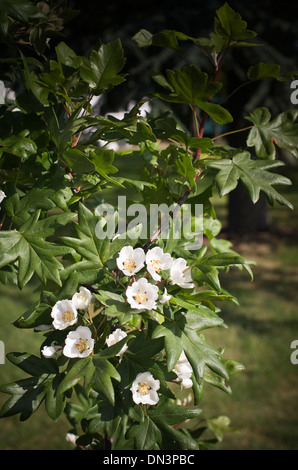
[130,371,160,405]
[126,277,158,310]
[180,377,193,388]
[106,328,128,356]
[63,326,94,358]
[173,351,193,389]
[41,341,61,358]
[0,190,6,205]
[72,286,92,310]
[160,287,171,305]
[145,246,173,281]
[116,246,145,276]
[66,433,78,447]
[169,257,194,289]
[51,299,78,330]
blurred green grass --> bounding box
[200,165,298,449]
[0,283,72,450]
[0,166,297,450]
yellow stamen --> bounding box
[137,382,151,396]
[135,290,147,304]
[62,310,74,322]
[123,258,136,273]
[151,259,161,273]
[75,338,88,353]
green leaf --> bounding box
[6,352,58,376]
[132,29,154,48]
[60,261,104,285]
[45,375,66,421]
[16,90,45,114]
[0,210,74,288]
[127,416,162,450]
[132,29,184,52]
[86,149,125,187]
[207,415,237,442]
[247,62,281,81]
[0,376,45,395]
[45,106,87,152]
[0,380,47,421]
[174,151,196,188]
[246,107,298,159]
[0,133,37,160]
[199,252,248,267]
[191,264,221,292]
[154,65,233,125]
[55,41,82,68]
[214,2,257,43]
[152,311,228,383]
[205,151,293,208]
[59,202,110,267]
[63,148,94,175]
[222,359,245,376]
[170,298,224,330]
[13,290,56,329]
[80,39,126,95]
[126,331,165,367]
[19,50,49,104]
[86,357,121,405]
[155,419,200,450]
[56,271,79,300]
[4,186,69,228]
[125,121,157,145]
[57,357,93,395]
[148,397,202,425]
[0,0,47,26]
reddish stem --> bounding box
[143,45,230,250]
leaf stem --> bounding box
[212,125,253,141]
[190,104,200,137]
[218,80,255,105]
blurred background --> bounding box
[1,0,298,449]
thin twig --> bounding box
[212,125,253,141]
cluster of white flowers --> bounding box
[41,246,195,408]
[116,245,194,312]
[41,286,94,359]
[42,326,95,359]
[115,245,195,404]
[50,286,92,330]
[117,245,194,289]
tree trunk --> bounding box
[223,62,272,236]
[228,181,271,235]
